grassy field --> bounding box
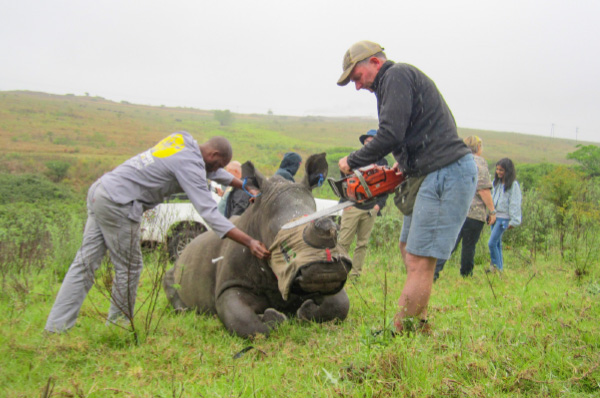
[0,90,598,397]
[0,90,588,193]
[1,221,599,397]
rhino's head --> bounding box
[238,152,330,243]
[238,153,351,298]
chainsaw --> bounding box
[281,164,404,229]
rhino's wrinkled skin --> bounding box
[163,154,352,338]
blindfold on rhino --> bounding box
[289,217,352,296]
[290,260,351,296]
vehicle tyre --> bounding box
[168,223,207,261]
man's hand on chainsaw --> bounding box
[338,156,351,175]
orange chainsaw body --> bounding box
[328,164,405,204]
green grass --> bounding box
[1,219,598,397]
[1,90,599,396]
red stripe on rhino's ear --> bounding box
[241,160,267,190]
[302,153,328,191]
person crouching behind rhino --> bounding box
[275,152,302,182]
[45,132,270,333]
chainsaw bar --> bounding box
[280,201,353,230]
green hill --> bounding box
[0,90,588,190]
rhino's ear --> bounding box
[301,153,328,191]
[241,161,268,190]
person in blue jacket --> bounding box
[488,158,522,273]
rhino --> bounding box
[163,153,352,338]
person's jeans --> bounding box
[488,217,509,271]
[434,217,485,280]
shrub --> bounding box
[0,173,74,204]
[516,163,557,192]
[567,144,600,177]
[538,166,586,256]
[502,188,555,260]
[214,109,234,126]
[0,200,86,289]
[45,160,71,182]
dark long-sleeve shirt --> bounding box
[347,61,469,177]
[224,188,251,218]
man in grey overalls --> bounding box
[45,132,270,333]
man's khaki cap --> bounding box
[337,40,384,86]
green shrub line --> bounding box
[0,90,590,194]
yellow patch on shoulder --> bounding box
[151,134,185,158]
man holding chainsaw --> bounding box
[337,40,477,334]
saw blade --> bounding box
[280,201,354,230]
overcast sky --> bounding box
[2,0,599,143]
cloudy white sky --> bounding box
[1,0,599,143]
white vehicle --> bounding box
[140,193,341,260]
[140,192,220,259]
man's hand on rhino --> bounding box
[225,228,271,260]
[249,239,270,260]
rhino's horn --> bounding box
[302,217,338,249]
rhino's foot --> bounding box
[260,308,288,329]
[174,307,189,315]
[163,267,190,313]
[296,299,319,321]
[296,291,350,323]
[165,291,189,314]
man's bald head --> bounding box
[200,136,233,172]
[205,136,232,159]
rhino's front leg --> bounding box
[216,288,285,339]
[163,266,189,312]
[297,289,350,322]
